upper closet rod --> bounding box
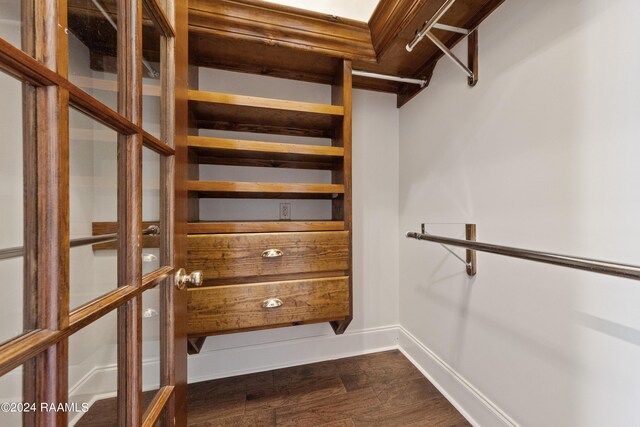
[0,225,160,261]
[406,230,640,281]
[352,70,427,87]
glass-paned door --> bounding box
[0,0,187,425]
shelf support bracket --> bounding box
[406,0,479,87]
[423,29,478,87]
[421,223,477,276]
[187,337,207,355]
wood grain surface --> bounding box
[187,221,345,234]
[76,351,471,426]
[187,181,345,199]
[187,276,350,336]
[189,0,376,62]
[187,231,350,281]
[188,90,344,138]
[188,136,344,170]
[188,350,470,426]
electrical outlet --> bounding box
[279,203,291,220]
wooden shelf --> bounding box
[188,221,345,234]
[188,136,344,170]
[188,181,344,199]
[188,90,343,138]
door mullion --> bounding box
[23,0,71,425]
[23,84,71,427]
[117,132,143,427]
[117,0,143,424]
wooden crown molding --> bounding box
[189,0,377,63]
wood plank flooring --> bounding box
[75,350,470,426]
[187,350,470,427]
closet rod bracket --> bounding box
[420,223,476,276]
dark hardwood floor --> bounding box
[187,350,470,427]
[75,350,470,426]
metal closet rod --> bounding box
[352,70,427,87]
[0,225,160,261]
[406,231,640,281]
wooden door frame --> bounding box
[0,0,188,425]
[170,0,190,423]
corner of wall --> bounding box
[397,326,519,427]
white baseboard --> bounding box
[187,324,400,383]
[67,359,161,427]
[398,326,519,427]
[67,324,517,427]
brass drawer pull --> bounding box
[262,298,283,309]
[262,249,283,258]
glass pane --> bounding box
[142,146,161,274]
[0,0,23,53]
[0,364,23,426]
[69,310,117,426]
[142,283,163,415]
[0,72,24,344]
[142,2,163,139]
[67,0,119,111]
[69,108,119,309]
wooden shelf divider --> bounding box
[188,180,344,199]
[188,221,345,234]
[188,90,344,137]
[189,136,344,169]
[188,91,344,115]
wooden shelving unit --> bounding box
[186,60,353,351]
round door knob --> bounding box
[175,268,204,290]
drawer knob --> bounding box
[262,249,283,258]
[262,298,284,309]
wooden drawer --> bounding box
[187,231,349,281]
[187,276,350,336]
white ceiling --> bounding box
[261,0,380,22]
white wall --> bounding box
[261,0,379,22]
[189,69,401,380]
[399,0,640,426]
